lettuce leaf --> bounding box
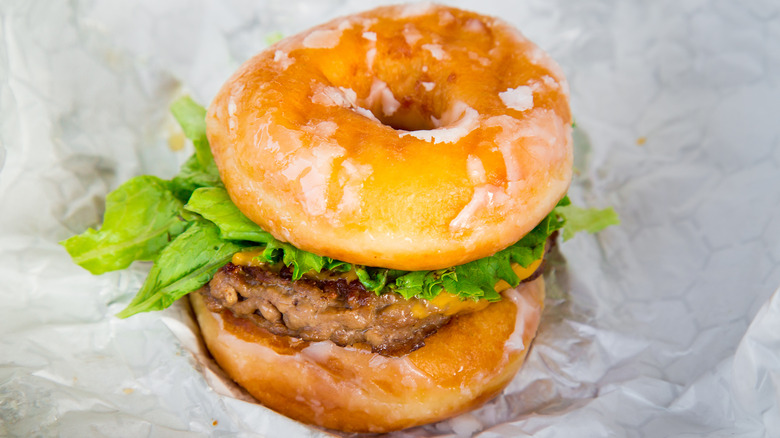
[169,154,223,201]
[63,96,619,318]
[116,221,246,318]
[60,175,189,275]
[393,270,462,300]
[170,96,217,175]
[185,187,274,242]
[355,267,389,293]
[556,203,620,241]
[165,96,221,200]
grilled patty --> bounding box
[200,264,451,355]
[200,237,552,356]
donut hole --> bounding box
[360,84,442,132]
[369,102,438,132]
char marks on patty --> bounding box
[201,263,451,356]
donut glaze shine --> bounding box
[206,3,572,271]
[190,277,545,433]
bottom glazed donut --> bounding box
[189,277,545,433]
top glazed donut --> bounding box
[207,3,573,271]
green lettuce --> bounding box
[169,153,223,201]
[169,97,221,201]
[62,96,619,317]
[61,175,188,274]
[116,221,246,318]
[169,96,217,175]
[555,203,620,241]
[185,187,274,242]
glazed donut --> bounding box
[207,3,572,271]
[190,277,545,433]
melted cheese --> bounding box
[411,292,489,319]
[232,250,265,267]
[493,257,544,293]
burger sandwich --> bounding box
[63,4,618,433]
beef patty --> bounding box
[200,238,552,356]
[200,264,452,356]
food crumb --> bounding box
[168,131,185,151]
[636,136,647,146]
[123,388,134,395]
[212,420,218,426]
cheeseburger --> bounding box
[63,4,617,434]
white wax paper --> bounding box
[2,0,779,436]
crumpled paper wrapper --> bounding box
[2,0,779,436]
